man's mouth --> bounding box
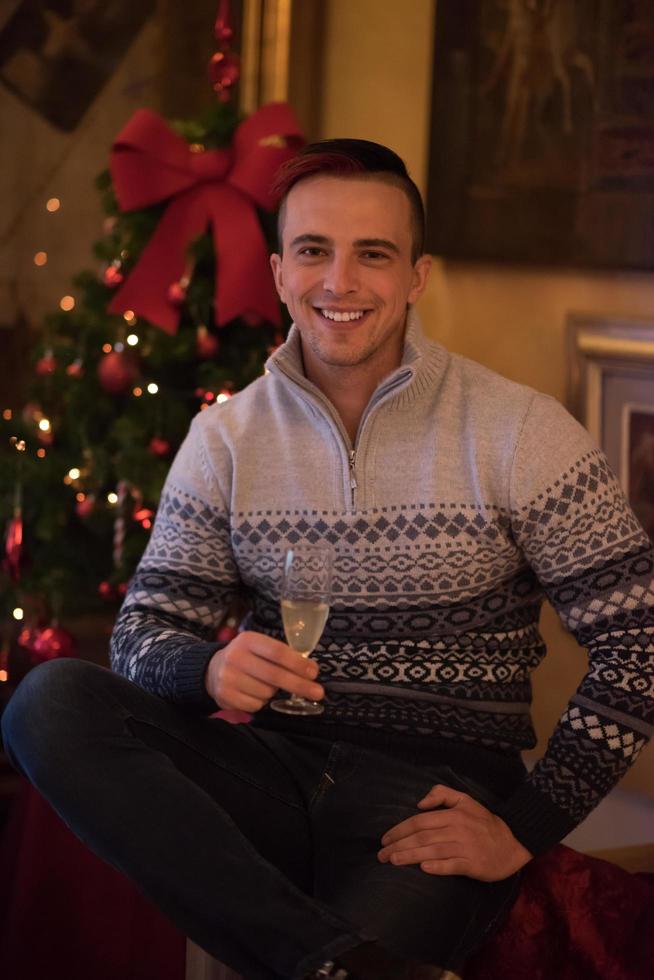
[315,307,370,323]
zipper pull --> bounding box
[348,450,358,508]
[348,450,358,490]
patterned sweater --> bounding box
[110,312,654,857]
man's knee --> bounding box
[1,659,101,775]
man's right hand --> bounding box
[204,631,324,712]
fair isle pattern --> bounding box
[111,447,654,838]
[509,449,654,824]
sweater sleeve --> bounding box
[496,393,654,855]
[109,414,241,712]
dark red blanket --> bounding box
[464,844,654,980]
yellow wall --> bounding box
[320,0,654,794]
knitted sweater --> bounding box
[110,312,654,857]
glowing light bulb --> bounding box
[126,334,139,346]
[0,670,7,683]
[114,342,124,353]
[147,383,158,394]
[2,409,12,420]
[34,251,48,266]
[60,295,75,311]
[123,311,136,324]
[102,343,112,353]
[107,492,118,504]
[133,387,142,397]
[13,607,24,621]
[39,418,51,432]
[46,198,60,212]
[76,492,86,502]
[217,392,230,404]
[37,448,46,458]
[68,467,80,480]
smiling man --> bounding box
[3,140,653,980]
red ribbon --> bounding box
[107,103,304,333]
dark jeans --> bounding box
[1,659,521,979]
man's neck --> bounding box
[301,340,405,446]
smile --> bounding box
[317,308,369,322]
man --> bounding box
[3,140,653,980]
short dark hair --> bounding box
[273,138,425,262]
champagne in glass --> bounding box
[271,543,333,716]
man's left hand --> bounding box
[377,783,532,882]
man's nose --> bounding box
[323,255,358,295]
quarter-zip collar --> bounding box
[265,308,448,414]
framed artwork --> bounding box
[0,0,155,131]
[426,0,654,269]
[567,313,654,540]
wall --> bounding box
[319,0,654,813]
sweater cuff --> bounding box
[173,642,222,712]
[495,780,578,857]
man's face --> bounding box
[270,176,431,379]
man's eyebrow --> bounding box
[288,234,400,254]
[289,234,331,248]
[354,238,400,254]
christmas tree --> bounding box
[0,2,302,681]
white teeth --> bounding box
[319,309,365,322]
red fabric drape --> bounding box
[0,779,186,980]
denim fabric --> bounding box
[1,659,521,978]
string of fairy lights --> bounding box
[1,191,234,682]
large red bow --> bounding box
[107,103,304,333]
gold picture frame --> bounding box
[239,0,292,114]
[239,0,323,137]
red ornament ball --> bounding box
[214,17,233,43]
[66,358,84,378]
[168,277,189,305]
[36,352,57,375]
[148,436,172,458]
[103,263,124,287]
[97,351,138,395]
[196,325,219,359]
[17,624,40,653]
[32,623,77,661]
[208,51,240,97]
[98,580,117,600]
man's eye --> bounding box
[298,247,325,257]
[361,251,389,261]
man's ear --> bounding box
[270,253,286,303]
[407,254,432,305]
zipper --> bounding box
[348,450,358,508]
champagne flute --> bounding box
[271,543,333,716]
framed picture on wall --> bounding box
[0,0,156,131]
[567,313,654,540]
[426,0,654,269]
